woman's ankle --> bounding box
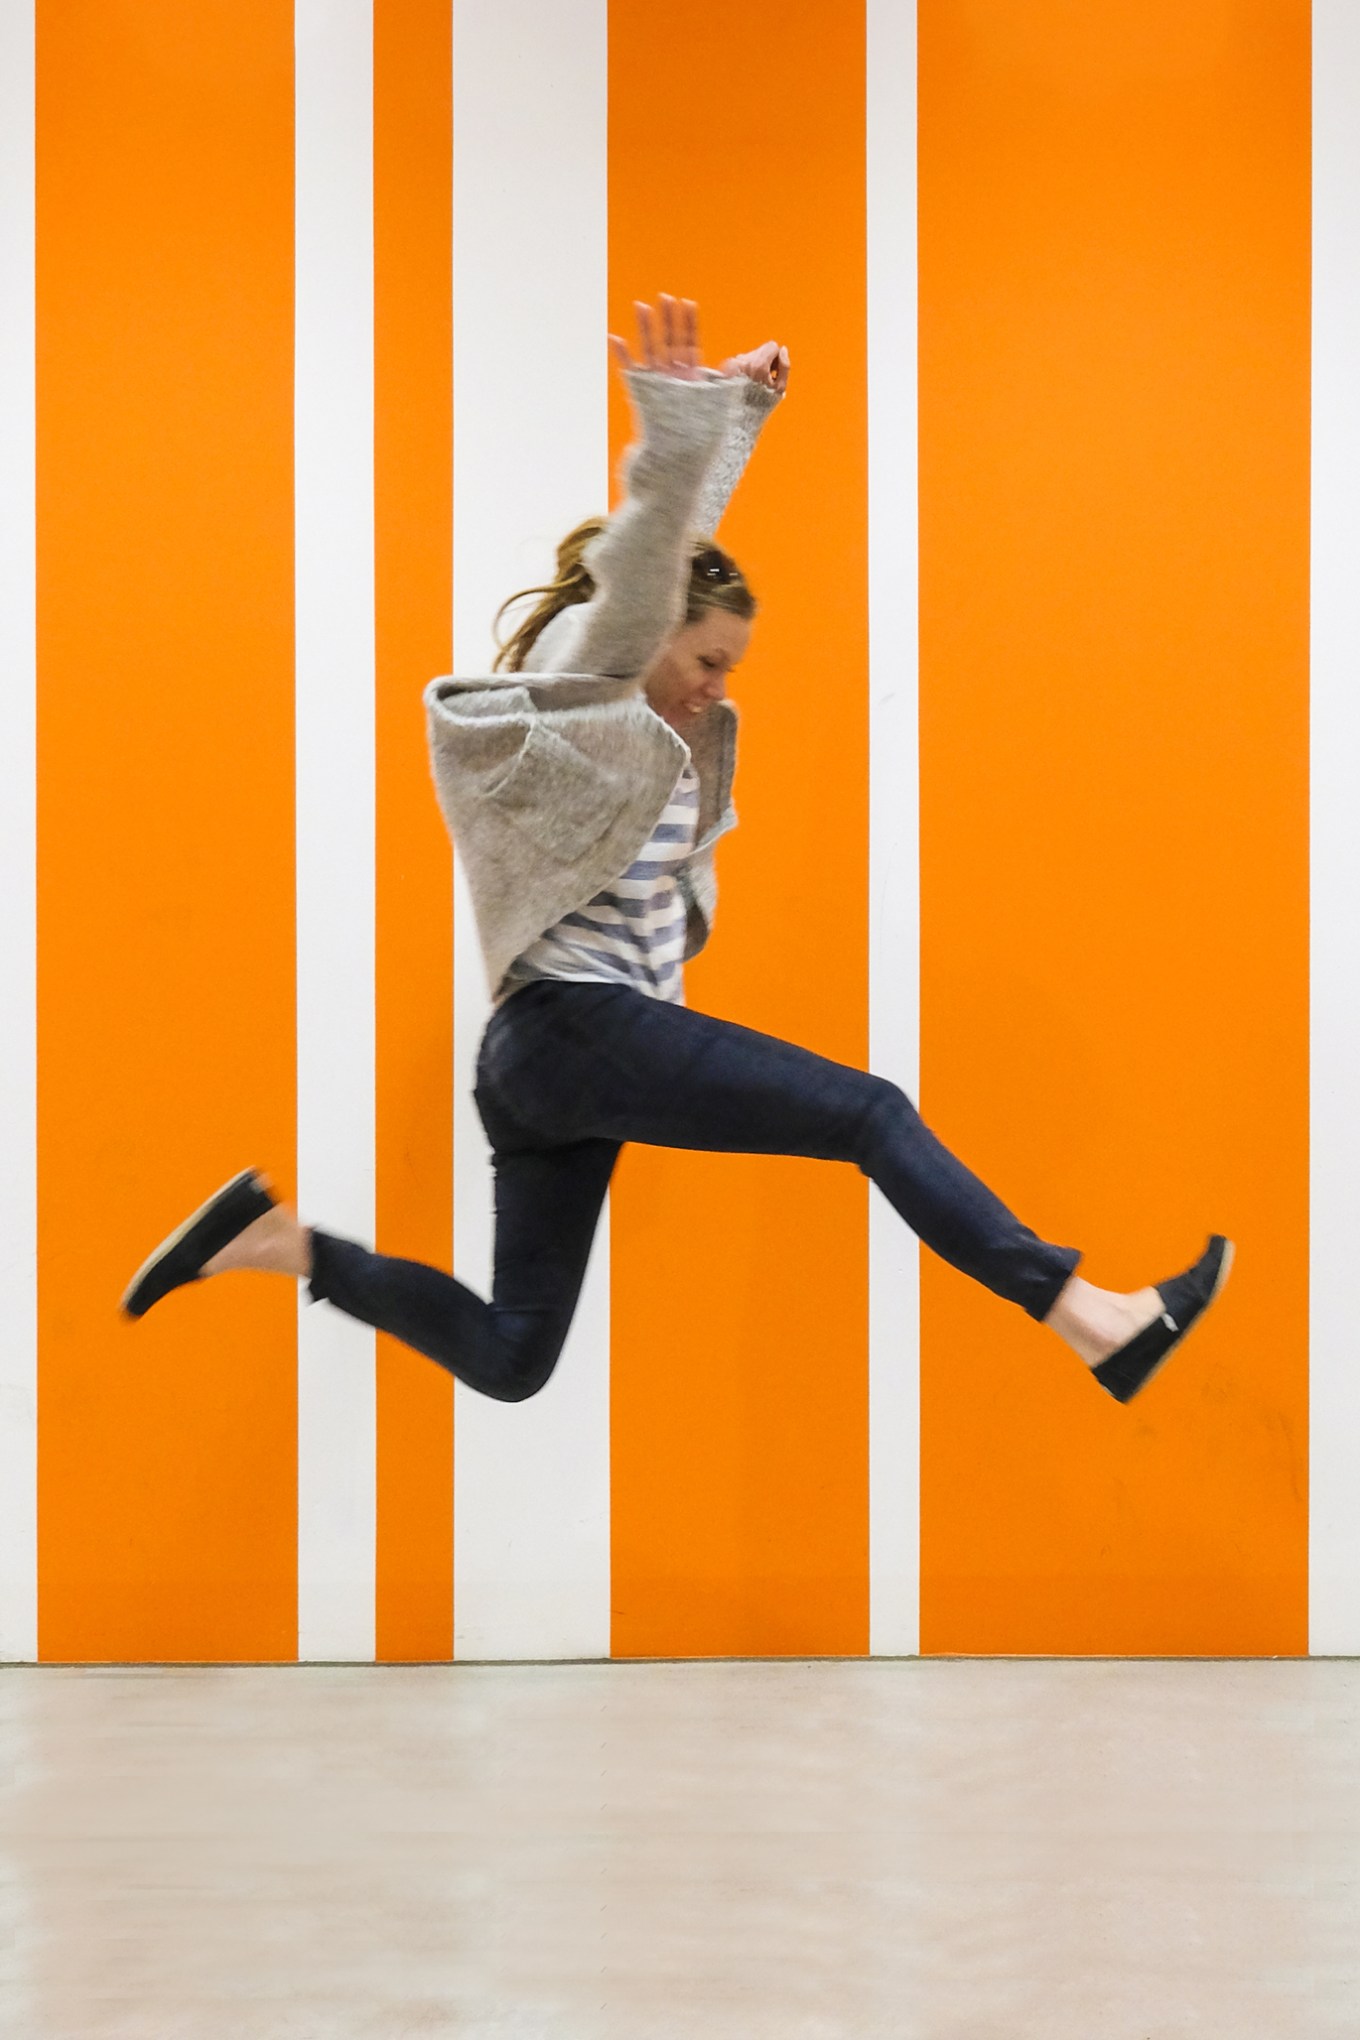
[1045,1275,1160,1370]
[202,1207,313,1281]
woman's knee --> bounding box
[479,1308,566,1403]
[489,1353,557,1404]
[853,1076,919,1167]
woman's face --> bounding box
[643,609,752,734]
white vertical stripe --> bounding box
[295,0,376,1662]
[866,0,921,1658]
[1309,3,1360,1656]
[0,0,37,1664]
[451,0,611,1660]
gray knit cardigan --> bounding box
[423,368,783,997]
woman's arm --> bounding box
[692,369,786,539]
[528,365,737,679]
[624,309,791,555]
[525,298,788,680]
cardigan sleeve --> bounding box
[524,368,739,681]
[691,372,784,539]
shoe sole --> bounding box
[119,1169,272,1317]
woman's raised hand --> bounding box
[718,339,791,393]
[609,295,790,392]
[609,295,704,381]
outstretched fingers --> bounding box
[610,294,704,382]
[660,294,700,371]
[610,297,793,389]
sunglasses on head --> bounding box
[691,545,740,585]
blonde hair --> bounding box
[492,516,757,674]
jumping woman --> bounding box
[123,294,1232,1405]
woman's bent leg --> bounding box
[307,1134,618,1399]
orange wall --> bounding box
[373,0,454,1662]
[607,0,871,1656]
[917,0,1311,1654]
[36,0,298,1660]
[25,0,1315,1660]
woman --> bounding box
[123,295,1231,1405]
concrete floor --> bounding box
[0,1660,1357,2038]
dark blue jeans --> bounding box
[307,979,1081,1400]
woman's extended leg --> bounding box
[197,976,1192,1395]
[472,981,1164,1363]
[204,1129,618,1402]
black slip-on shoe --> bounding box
[1091,1235,1234,1404]
[120,1169,277,1320]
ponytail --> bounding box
[492,517,608,673]
[492,518,756,674]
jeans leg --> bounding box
[488,984,1079,1323]
[307,1133,618,1400]
[851,1086,1080,1322]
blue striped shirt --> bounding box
[502,763,700,1004]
